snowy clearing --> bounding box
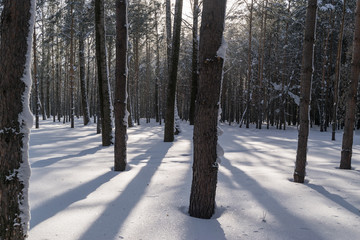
[28,119,360,240]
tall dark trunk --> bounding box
[114,0,128,171]
[332,0,347,141]
[69,2,75,129]
[340,0,360,169]
[164,0,183,142]
[95,0,113,146]
[189,0,199,125]
[79,0,90,125]
[33,25,40,129]
[294,0,317,183]
[0,0,35,238]
[245,0,253,129]
[189,0,227,219]
[154,7,161,123]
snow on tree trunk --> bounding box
[294,0,317,184]
[189,0,227,219]
[114,0,128,171]
[0,0,36,238]
[340,0,360,169]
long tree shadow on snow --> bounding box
[78,141,173,240]
[31,145,104,168]
[307,184,360,217]
[30,171,118,229]
[220,157,325,240]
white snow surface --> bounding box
[28,119,360,240]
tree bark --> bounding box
[33,25,40,129]
[189,0,199,125]
[164,0,183,142]
[0,0,35,238]
[245,0,253,129]
[189,0,227,219]
[69,2,75,128]
[332,0,347,141]
[294,0,317,183]
[114,0,128,171]
[95,0,113,146]
[340,0,360,169]
[78,0,90,126]
[154,5,161,123]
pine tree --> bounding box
[294,0,318,183]
[189,0,227,219]
[0,0,36,238]
[164,0,183,142]
[340,0,360,169]
[114,0,128,171]
[95,0,113,146]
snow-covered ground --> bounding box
[28,119,360,240]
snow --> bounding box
[319,4,335,11]
[216,36,228,60]
[288,91,300,106]
[28,118,360,240]
[17,0,36,235]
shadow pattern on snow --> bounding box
[77,141,173,240]
[220,156,325,240]
[30,171,118,229]
[307,184,360,217]
[31,145,104,168]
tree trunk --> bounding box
[189,0,199,125]
[0,0,35,238]
[33,25,40,129]
[245,0,253,129]
[320,27,331,132]
[95,0,113,146]
[166,0,172,72]
[154,6,161,123]
[332,0,347,141]
[114,0,128,171]
[164,0,183,142]
[280,0,291,130]
[294,0,317,183]
[257,0,268,129]
[133,37,140,125]
[340,0,360,169]
[78,0,90,126]
[189,0,227,219]
[69,2,75,128]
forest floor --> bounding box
[28,118,360,240]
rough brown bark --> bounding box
[95,0,113,146]
[189,0,227,219]
[0,0,35,238]
[114,0,128,171]
[164,0,183,142]
[294,0,317,183]
[340,0,360,169]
